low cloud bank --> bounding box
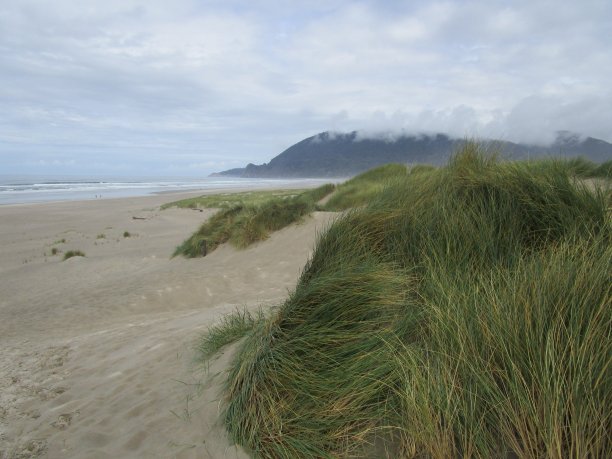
[339,94,612,146]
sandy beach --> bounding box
[0,191,335,458]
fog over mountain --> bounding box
[214,131,612,178]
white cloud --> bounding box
[1,0,611,175]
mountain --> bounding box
[213,131,612,178]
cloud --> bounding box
[487,93,612,144]
[26,158,77,167]
[1,0,611,175]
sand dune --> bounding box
[0,192,335,458]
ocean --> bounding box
[0,176,331,205]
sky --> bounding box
[1,0,611,177]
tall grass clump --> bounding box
[593,159,612,178]
[526,156,612,179]
[197,308,266,362]
[219,143,611,458]
[563,156,612,178]
[173,205,245,257]
[174,184,336,257]
[323,163,409,210]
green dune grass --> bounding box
[196,308,266,361]
[172,184,335,257]
[593,159,612,177]
[204,144,611,458]
[556,157,612,178]
[161,189,316,210]
[322,163,410,210]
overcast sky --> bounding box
[1,0,611,176]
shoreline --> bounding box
[0,179,333,208]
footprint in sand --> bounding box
[51,411,79,430]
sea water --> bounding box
[0,176,331,205]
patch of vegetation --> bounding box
[161,189,312,210]
[96,233,106,239]
[322,163,410,210]
[173,199,311,256]
[593,159,612,178]
[173,184,335,258]
[63,250,85,260]
[527,156,612,179]
[53,238,66,244]
[196,308,265,362]
[301,183,336,204]
[123,231,131,238]
[217,144,611,458]
[50,247,59,255]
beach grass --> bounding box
[63,250,85,260]
[522,156,612,179]
[593,159,612,177]
[322,163,409,211]
[123,231,131,238]
[208,143,611,458]
[196,308,266,362]
[173,184,335,257]
[557,157,612,178]
[161,189,313,210]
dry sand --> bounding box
[0,191,336,458]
